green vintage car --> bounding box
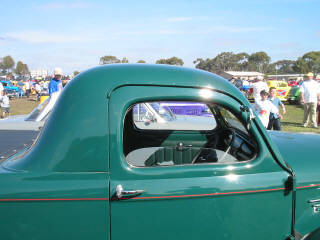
[1,64,320,240]
[288,85,302,104]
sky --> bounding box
[0,0,319,74]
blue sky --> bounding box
[0,0,319,74]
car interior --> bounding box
[123,101,258,167]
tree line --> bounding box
[100,51,320,75]
[0,55,29,76]
[2,50,319,79]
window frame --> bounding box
[123,99,258,168]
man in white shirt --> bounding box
[300,72,320,128]
[252,75,268,102]
[0,90,10,118]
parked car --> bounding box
[0,80,24,98]
[1,64,320,240]
[288,85,301,104]
[0,95,58,158]
[267,80,291,101]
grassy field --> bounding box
[7,98,320,133]
[9,98,39,116]
[281,104,320,133]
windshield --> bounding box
[149,102,175,121]
[133,102,175,123]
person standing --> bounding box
[300,72,320,128]
[253,90,280,128]
[49,68,63,96]
[38,68,64,121]
[35,81,42,101]
[0,91,10,118]
[234,77,243,90]
[267,87,286,130]
[252,75,268,102]
[0,81,3,97]
[25,80,31,98]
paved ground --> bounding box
[0,130,39,160]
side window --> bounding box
[123,101,257,167]
[133,102,216,131]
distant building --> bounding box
[218,71,264,81]
[30,69,48,79]
[268,74,305,81]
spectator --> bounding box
[43,81,49,91]
[252,76,268,102]
[0,91,10,118]
[0,81,3,97]
[229,77,236,84]
[35,81,42,101]
[233,77,243,90]
[49,68,63,96]
[253,90,280,128]
[241,79,251,98]
[267,87,286,131]
[25,80,31,98]
[300,72,320,128]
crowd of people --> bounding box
[229,72,320,130]
[0,68,65,118]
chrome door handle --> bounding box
[116,184,145,199]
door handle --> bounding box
[116,184,145,199]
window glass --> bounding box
[124,101,256,167]
[133,101,216,131]
[219,108,248,133]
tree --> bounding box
[194,52,250,73]
[156,56,184,66]
[300,51,320,74]
[293,57,309,73]
[265,63,276,74]
[194,58,216,72]
[211,52,241,71]
[1,55,15,74]
[15,61,29,76]
[273,60,296,74]
[248,51,271,73]
[121,57,129,63]
[137,60,146,63]
[99,56,120,65]
[74,71,80,76]
[235,52,250,71]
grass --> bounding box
[8,97,39,116]
[281,103,320,133]
[7,97,320,134]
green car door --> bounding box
[109,86,293,240]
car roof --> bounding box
[67,64,247,102]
